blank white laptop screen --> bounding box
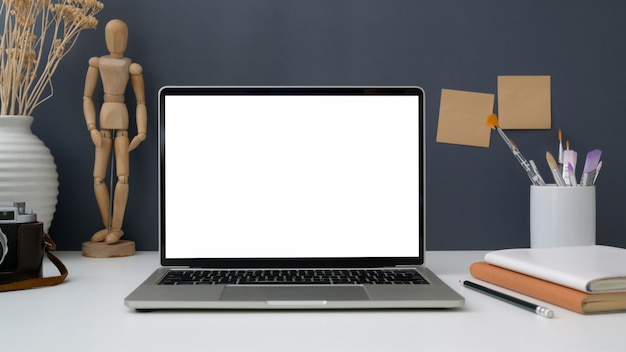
[162,88,421,260]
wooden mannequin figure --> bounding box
[82,19,147,257]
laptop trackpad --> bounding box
[220,286,370,302]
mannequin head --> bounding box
[105,19,128,57]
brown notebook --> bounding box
[470,261,626,314]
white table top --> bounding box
[2,251,625,352]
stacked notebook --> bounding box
[470,245,626,314]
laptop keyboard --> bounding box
[158,269,429,286]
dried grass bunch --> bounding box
[0,0,104,116]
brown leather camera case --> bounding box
[0,222,67,291]
[0,222,44,284]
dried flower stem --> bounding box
[0,0,104,116]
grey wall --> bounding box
[31,0,626,250]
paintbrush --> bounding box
[580,149,602,186]
[568,163,577,186]
[486,114,545,186]
[529,160,541,180]
[558,129,564,165]
[546,151,566,186]
[593,160,603,184]
[562,149,577,186]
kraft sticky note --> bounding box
[497,75,551,129]
[436,89,495,148]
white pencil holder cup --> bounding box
[530,185,596,248]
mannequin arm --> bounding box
[84,57,102,147]
[129,62,147,151]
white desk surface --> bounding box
[2,251,625,352]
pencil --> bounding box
[461,280,554,318]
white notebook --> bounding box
[484,245,626,293]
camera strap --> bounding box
[0,233,68,292]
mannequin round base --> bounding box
[82,240,135,258]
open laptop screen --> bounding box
[159,87,424,267]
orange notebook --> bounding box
[470,261,626,314]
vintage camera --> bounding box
[0,202,37,272]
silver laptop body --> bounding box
[124,86,464,310]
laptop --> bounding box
[124,86,464,310]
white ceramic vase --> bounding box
[0,115,59,234]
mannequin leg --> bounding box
[91,130,113,242]
[105,131,130,244]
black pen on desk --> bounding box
[461,280,554,318]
